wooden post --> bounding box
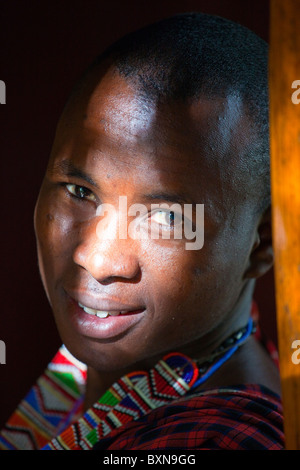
[269,0,300,450]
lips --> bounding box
[78,301,144,318]
[64,290,146,340]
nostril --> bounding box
[99,272,141,285]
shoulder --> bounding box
[93,385,284,450]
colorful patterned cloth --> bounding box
[0,346,87,450]
[0,304,284,451]
[0,346,202,450]
[93,385,284,450]
[0,343,284,450]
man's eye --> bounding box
[65,184,96,202]
[150,210,182,228]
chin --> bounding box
[62,336,144,373]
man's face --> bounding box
[34,67,259,372]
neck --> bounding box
[83,280,256,411]
[181,280,255,362]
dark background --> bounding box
[0,0,275,428]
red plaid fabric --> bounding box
[93,384,284,450]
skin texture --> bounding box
[34,66,280,409]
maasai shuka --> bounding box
[0,344,284,450]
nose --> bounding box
[73,216,140,283]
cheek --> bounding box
[34,192,76,286]
[146,233,247,339]
[142,245,199,309]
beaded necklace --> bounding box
[42,317,255,450]
[191,317,255,388]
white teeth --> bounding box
[95,311,109,318]
[78,302,122,318]
[83,306,99,315]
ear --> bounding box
[244,206,273,279]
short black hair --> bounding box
[84,13,271,214]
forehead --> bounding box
[50,67,255,208]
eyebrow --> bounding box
[51,160,196,206]
[51,160,99,188]
[143,192,196,207]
